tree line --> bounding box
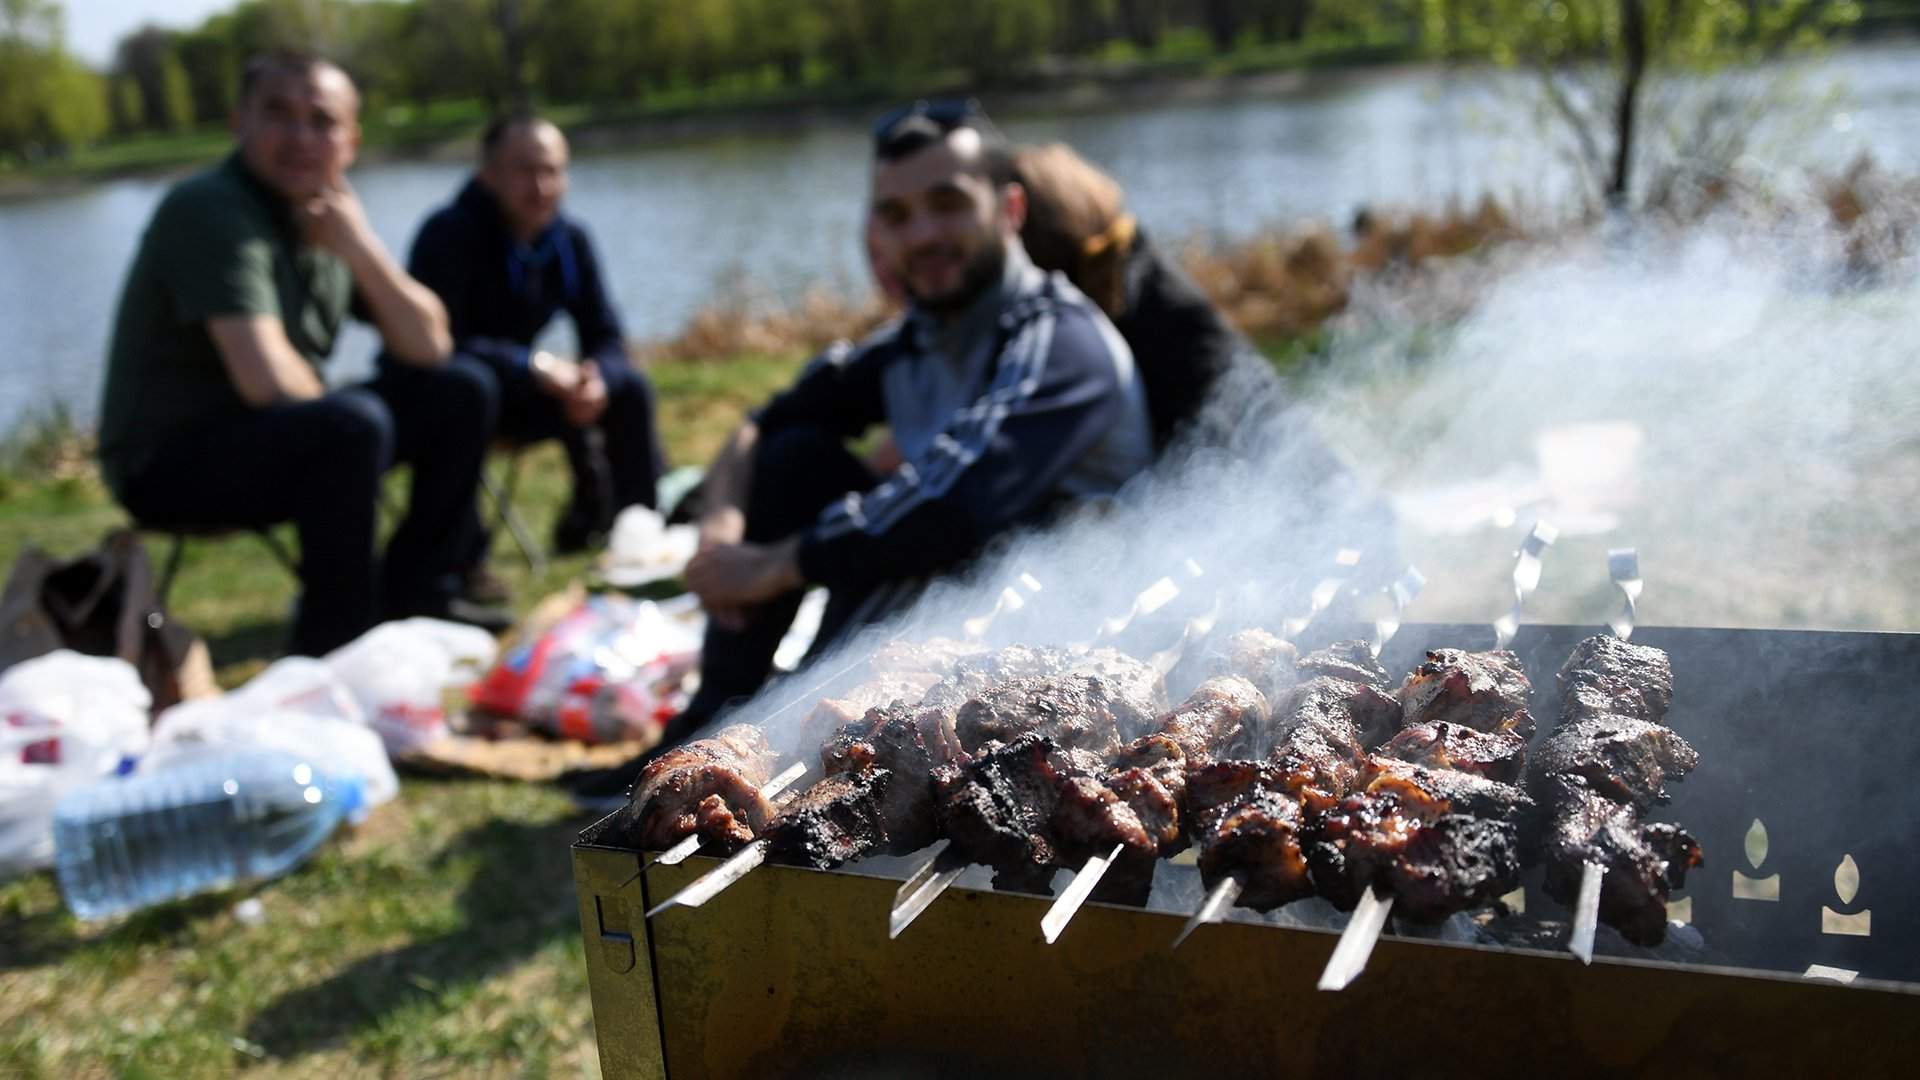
[1,0,1890,179]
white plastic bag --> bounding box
[142,657,397,810]
[599,505,699,587]
[325,618,499,754]
[0,651,152,876]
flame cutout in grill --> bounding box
[1821,854,1870,937]
[1732,817,1780,902]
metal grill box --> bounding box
[572,625,1919,1077]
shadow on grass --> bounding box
[243,809,592,1059]
[0,887,236,973]
[200,618,288,672]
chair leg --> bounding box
[483,450,547,578]
[252,528,300,577]
[157,533,188,610]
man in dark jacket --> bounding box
[401,115,665,554]
[672,100,1155,738]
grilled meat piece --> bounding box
[952,673,1153,760]
[1396,649,1536,739]
[819,703,964,853]
[1379,721,1529,784]
[1536,773,1702,946]
[1295,640,1392,691]
[933,733,1083,886]
[1187,760,1316,910]
[1054,677,1273,866]
[1306,757,1532,920]
[1265,675,1394,766]
[1531,714,1698,814]
[611,724,775,852]
[761,767,893,870]
[800,670,948,750]
[1557,635,1673,725]
[1209,628,1299,702]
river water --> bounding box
[1,46,1915,437]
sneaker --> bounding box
[464,563,512,606]
[558,754,648,814]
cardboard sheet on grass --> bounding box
[396,585,703,781]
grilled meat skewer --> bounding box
[607,724,777,853]
[1530,635,1701,946]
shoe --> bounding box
[442,596,516,635]
[464,563,512,606]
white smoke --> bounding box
[741,185,1920,750]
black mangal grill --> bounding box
[571,623,1919,1077]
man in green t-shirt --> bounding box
[97,53,501,656]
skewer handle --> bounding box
[1606,548,1642,640]
[1494,522,1557,649]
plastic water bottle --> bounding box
[51,748,365,920]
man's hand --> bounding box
[299,182,377,262]
[530,350,581,398]
[685,536,803,612]
[564,360,609,426]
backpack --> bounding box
[0,529,215,713]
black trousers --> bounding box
[119,361,493,657]
[454,353,666,518]
[670,425,886,742]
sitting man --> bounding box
[673,100,1156,739]
[97,53,498,657]
[403,115,665,556]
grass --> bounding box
[0,351,804,1077]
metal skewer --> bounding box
[1317,886,1395,991]
[1568,861,1604,964]
[645,838,769,918]
[649,760,811,868]
[1370,565,1426,658]
[1171,874,1244,949]
[888,840,969,939]
[1607,547,1642,641]
[1282,548,1363,640]
[1041,843,1126,944]
[1492,522,1557,649]
[1565,549,1642,958]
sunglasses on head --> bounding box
[871,97,994,146]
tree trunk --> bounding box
[495,0,530,111]
[1609,0,1647,207]
[1204,0,1242,54]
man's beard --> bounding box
[906,235,1007,317]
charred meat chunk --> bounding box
[1295,640,1392,691]
[1266,675,1394,765]
[952,673,1152,759]
[1379,721,1529,784]
[1396,649,1536,739]
[820,702,964,854]
[611,724,774,852]
[1531,714,1698,814]
[1306,758,1532,920]
[1557,635,1673,725]
[1536,774,1702,946]
[933,733,1084,885]
[762,767,893,870]
[1187,760,1316,911]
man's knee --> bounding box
[434,357,502,436]
[318,390,396,477]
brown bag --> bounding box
[0,529,215,712]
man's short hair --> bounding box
[480,112,557,161]
[237,51,351,108]
[872,98,1015,186]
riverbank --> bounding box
[0,28,1418,201]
